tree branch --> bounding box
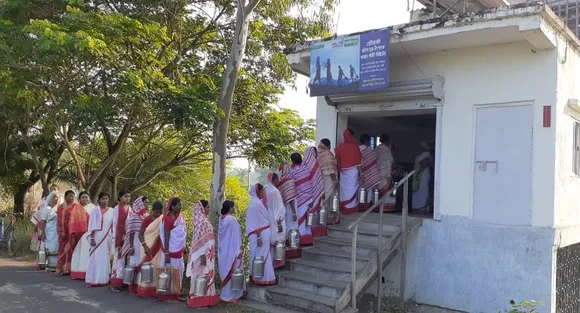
[244,0,262,16]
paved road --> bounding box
[0,256,265,313]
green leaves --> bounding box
[0,0,335,205]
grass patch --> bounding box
[380,297,417,313]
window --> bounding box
[574,121,580,175]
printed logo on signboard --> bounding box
[311,43,325,50]
[344,37,359,47]
[332,41,343,49]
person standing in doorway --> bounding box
[359,134,381,211]
[335,129,362,215]
[412,141,434,213]
[375,134,396,211]
[317,139,338,210]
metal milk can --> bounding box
[252,256,265,278]
[156,267,172,294]
[306,211,314,226]
[358,188,367,204]
[193,276,208,296]
[231,269,244,291]
[373,188,380,204]
[123,261,135,285]
[288,229,300,249]
[274,240,286,261]
[37,249,46,266]
[331,195,340,213]
[319,206,328,225]
[140,262,154,284]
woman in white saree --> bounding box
[85,192,114,287]
[247,184,276,286]
[218,200,246,302]
[39,192,59,272]
[158,197,186,302]
[70,191,95,280]
[264,174,286,269]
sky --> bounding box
[235,0,422,169]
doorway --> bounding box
[346,110,437,218]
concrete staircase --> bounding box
[256,212,422,313]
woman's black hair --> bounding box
[359,133,371,144]
[290,153,302,165]
[65,190,75,197]
[118,190,130,201]
[79,191,89,198]
[256,183,264,192]
[152,201,163,211]
[168,197,181,211]
[141,196,148,202]
[380,133,390,144]
[200,200,209,208]
[221,200,235,215]
[98,192,109,200]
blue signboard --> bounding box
[309,29,389,97]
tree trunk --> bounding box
[110,175,118,207]
[210,0,258,217]
[13,184,30,214]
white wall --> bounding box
[554,38,580,229]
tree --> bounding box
[210,0,337,215]
[0,0,334,209]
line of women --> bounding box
[30,144,328,307]
[32,189,252,307]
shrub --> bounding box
[503,300,541,313]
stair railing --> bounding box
[346,170,416,312]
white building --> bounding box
[281,3,580,313]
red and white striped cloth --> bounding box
[359,145,380,190]
[278,164,297,205]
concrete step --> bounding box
[288,259,363,281]
[339,214,402,233]
[302,246,371,265]
[313,236,377,256]
[268,286,337,313]
[277,271,347,299]
[327,225,394,245]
